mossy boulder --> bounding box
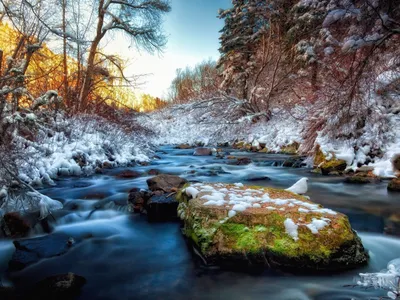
[178,183,368,271]
[233,141,252,151]
[313,146,348,175]
[320,159,347,175]
[279,142,300,155]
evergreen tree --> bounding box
[217,0,269,100]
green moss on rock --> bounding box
[314,145,348,175]
[179,183,368,271]
[279,142,300,155]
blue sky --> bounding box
[107,0,231,98]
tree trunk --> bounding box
[62,0,69,108]
[78,0,105,112]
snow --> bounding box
[285,177,308,195]
[12,114,151,187]
[306,218,330,234]
[228,210,237,218]
[185,187,199,198]
[232,204,248,212]
[192,183,339,242]
[284,218,299,241]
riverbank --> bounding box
[1,145,399,299]
[139,104,400,180]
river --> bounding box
[1,146,399,299]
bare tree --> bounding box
[78,0,171,112]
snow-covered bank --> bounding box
[3,113,152,187]
[139,103,399,177]
[138,104,304,148]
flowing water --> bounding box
[1,146,400,299]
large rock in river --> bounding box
[147,174,187,193]
[193,147,212,156]
[177,183,368,271]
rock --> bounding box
[195,141,205,147]
[114,170,142,179]
[311,168,322,174]
[178,183,368,271]
[176,144,192,149]
[148,169,160,176]
[147,193,179,222]
[1,212,31,238]
[227,156,236,160]
[127,188,150,213]
[102,161,113,169]
[217,142,229,147]
[320,159,347,175]
[233,141,251,151]
[227,157,252,165]
[9,233,77,271]
[279,142,299,155]
[392,154,400,171]
[193,148,212,156]
[82,192,108,200]
[140,161,150,166]
[31,273,86,299]
[72,152,88,167]
[232,141,245,149]
[146,174,187,193]
[356,166,375,173]
[328,171,340,176]
[388,178,400,192]
[282,156,304,168]
[243,175,271,182]
[345,175,381,184]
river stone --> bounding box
[1,212,31,238]
[148,169,161,176]
[31,273,86,299]
[9,233,76,271]
[392,154,400,171]
[147,174,187,193]
[344,175,381,184]
[147,193,179,222]
[388,178,400,192]
[177,183,368,271]
[176,144,192,149]
[243,175,271,182]
[115,170,142,179]
[228,157,252,165]
[193,148,212,156]
[320,159,347,175]
[128,188,150,213]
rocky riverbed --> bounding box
[0,145,399,299]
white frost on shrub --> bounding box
[357,258,400,298]
[14,114,150,186]
[27,191,63,219]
